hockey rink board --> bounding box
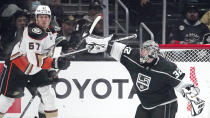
[1,61,210,118]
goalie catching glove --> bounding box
[182,85,205,116]
[85,34,113,53]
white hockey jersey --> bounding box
[10,23,57,75]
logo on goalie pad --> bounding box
[136,73,151,92]
[190,97,205,116]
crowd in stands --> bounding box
[168,4,209,44]
[0,0,106,61]
[0,0,210,61]
[122,0,210,44]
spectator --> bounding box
[140,0,150,7]
[28,13,36,24]
[168,5,209,44]
[67,0,106,60]
[122,0,154,26]
[1,4,22,18]
[0,0,31,12]
[57,15,78,54]
[201,10,210,44]
[0,10,29,59]
[30,0,41,13]
[77,0,104,36]
[49,0,65,26]
[200,10,210,30]
[178,0,199,13]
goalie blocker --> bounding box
[85,35,205,117]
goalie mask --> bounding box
[140,40,159,64]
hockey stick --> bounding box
[19,93,37,118]
[46,36,66,52]
[55,36,66,46]
[111,34,137,42]
[60,47,89,57]
[89,15,102,34]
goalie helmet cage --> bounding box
[159,44,210,62]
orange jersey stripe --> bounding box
[41,57,53,69]
[12,56,29,72]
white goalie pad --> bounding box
[190,97,205,116]
[182,86,205,116]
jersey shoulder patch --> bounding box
[28,23,47,40]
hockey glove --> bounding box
[52,57,70,70]
[85,34,113,53]
[182,85,205,116]
[48,70,59,84]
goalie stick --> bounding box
[60,34,137,58]
[111,34,137,42]
[60,47,89,57]
[74,15,102,50]
[89,15,102,34]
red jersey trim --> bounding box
[41,57,53,69]
[12,56,29,72]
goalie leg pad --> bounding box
[190,97,205,116]
[0,94,15,114]
[37,85,57,112]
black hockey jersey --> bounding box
[109,43,185,109]
[169,19,209,44]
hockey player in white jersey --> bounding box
[85,35,205,118]
[0,5,70,118]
